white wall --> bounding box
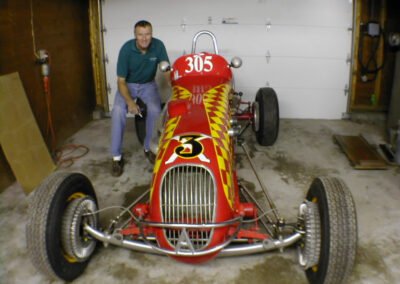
[102,0,353,119]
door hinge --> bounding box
[265,19,272,31]
[344,84,349,96]
[265,50,271,63]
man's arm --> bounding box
[117,77,140,114]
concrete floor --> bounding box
[1,118,399,284]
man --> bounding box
[110,20,169,177]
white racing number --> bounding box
[185,54,213,73]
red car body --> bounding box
[123,52,261,263]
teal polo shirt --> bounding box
[116,38,169,84]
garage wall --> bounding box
[102,0,353,119]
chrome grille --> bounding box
[161,165,216,251]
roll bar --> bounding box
[191,30,219,54]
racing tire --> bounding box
[301,177,357,284]
[254,87,279,146]
[26,172,99,281]
[135,98,147,145]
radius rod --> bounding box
[240,142,281,223]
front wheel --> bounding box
[298,177,357,284]
[253,87,279,146]
[26,172,99,281]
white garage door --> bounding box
[102,0,353,119]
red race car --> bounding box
[26,31,357,284]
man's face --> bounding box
[134,26,152,51]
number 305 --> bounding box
[185,54,213,73]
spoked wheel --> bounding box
[253,87,279,146]
[134,98,147,145]
[297,177,357,284]
[26,172,99,281]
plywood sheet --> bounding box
[0,72,55,193]
[334,134,387,170]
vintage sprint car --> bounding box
[26,31,357,283]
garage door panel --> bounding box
[196,26,350,60]
[156,25,351,60]
[102,0,352,118]
[277,88,347,119]
[238,86,347,119]
[103,0,351,29]
[235,57,349,90]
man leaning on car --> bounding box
[110,20,170,177]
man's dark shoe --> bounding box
[144,150,156,164]
[111,158,124,177]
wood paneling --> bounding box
[0,0,96,191]
[350,0,399,112]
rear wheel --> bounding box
[26,172,99,281]
[134,99,165,146]
[298,177,357,284]
[135,98,147,145]
[254,87,279,146]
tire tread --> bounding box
[318,177,357,284]
[26,172,73,280]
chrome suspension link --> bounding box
[240,142,281,222]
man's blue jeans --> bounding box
[111,81,161,157]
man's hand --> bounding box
[127,100,141,115]
[117,76,141,115]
